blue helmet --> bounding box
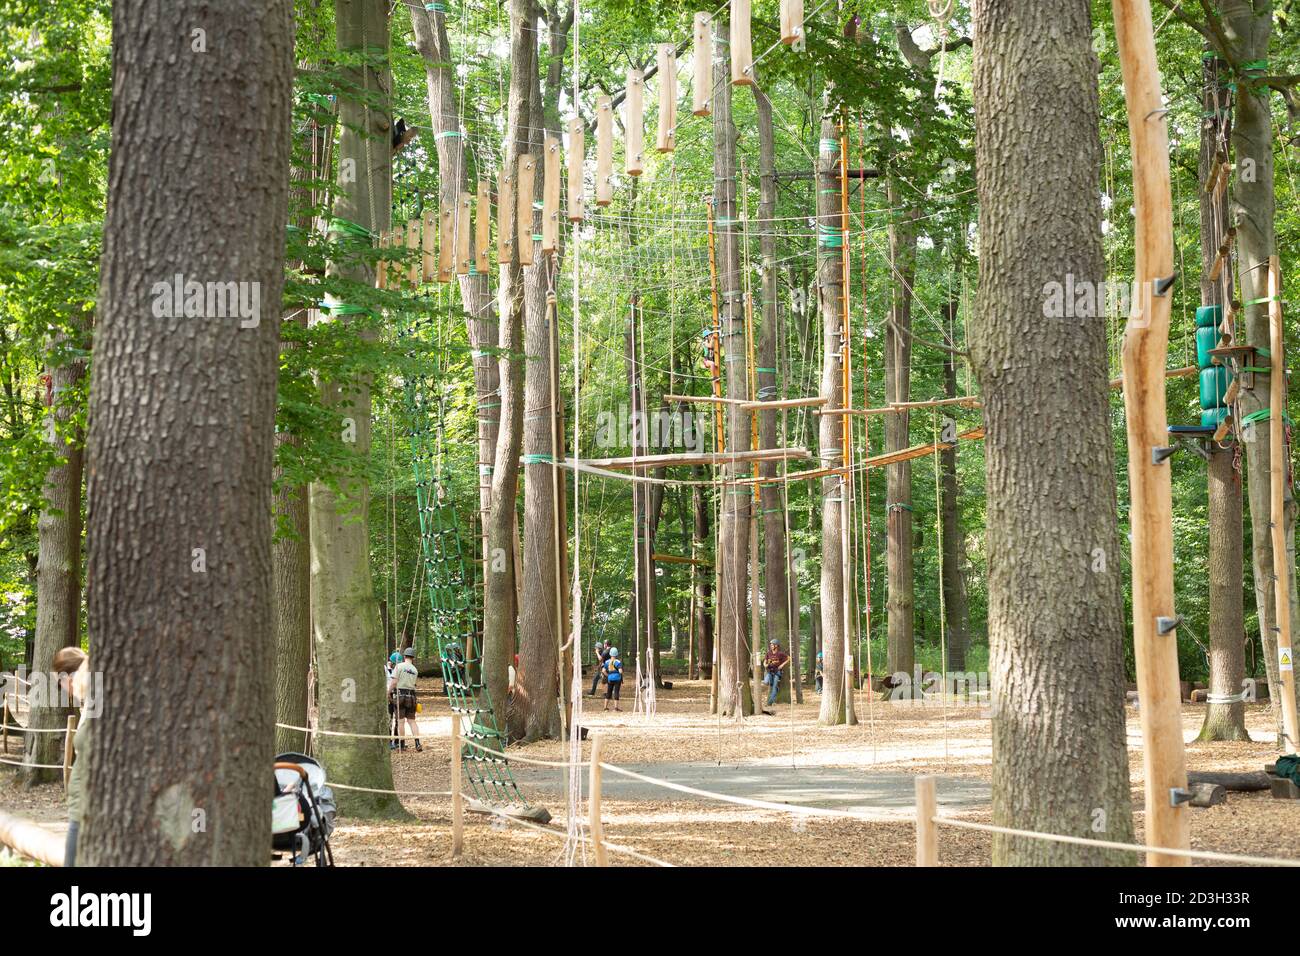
[816,651,824,660]
[389,652,402,664]
[608,647,619,657]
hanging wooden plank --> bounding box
[406,218,421,286]
[596,95,614,205]
[542,135,561,253]
[475,180,491,274]
[731,0,753,86]
[780,0,804,44]
[497,169,514,262]
[625,68,644,176]
[568,117,585,222]
[438,200,454,282]
[656,43,677,153]
[517,154,536,266]
[1112,0,1190,867]
[422,211,437,282]
[693,12,712,116]
[375,231,386,290]
[456,192,472,275]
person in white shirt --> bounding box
[387,647,422,752]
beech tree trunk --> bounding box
[23,322,86,786]
[309,0,403,818]
[483,0,537,721]
[1196,53,1249,742]
[816,117,855,727]
[712,25,754,717]
[971,0,1134,865]
[940,315,970,672]
[884,177,918,683]
[406,1,500,600]
[1213,3,1300,744]
[80,0,292,864]
[693,471,714,679]
[752,85,795,702]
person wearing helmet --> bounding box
[588,641,610,696]
[601,646,623,711]
[762,640,790,705]
[387,647,422,752]
[815,651,825,694]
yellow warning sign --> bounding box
[1281,648,1294,673]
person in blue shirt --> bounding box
[602,646,624,711]
[815,651,824,694]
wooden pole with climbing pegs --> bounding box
[1113,0,1190,866]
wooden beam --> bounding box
[542,135,561,254]
[1113,0,1190,867]
[861,428,985,470]
[567,117,585,222]
[821,396,981,415]
[0,809,62,866]
[692,13,711,116]
[455,193,471,276]
[438,200,454,282]
[780,0,804,45]
[497,169,514,262]
[730,0,753,85]
[570,446,810,471]
[625,68,644,177]
[516,154,536,267]
[1108,364,1196,390]
[475,180,491,274]
[595,95,614,205]
[664,392,748,406]
[656,43,677,153]
[739,395,827,412]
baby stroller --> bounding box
[273,752,336,867]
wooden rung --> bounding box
[653,553,711,567]
[407,219,421,286]
[820,396,981,415]
[1224,378,1240,405]
[542,135,561,253]
[731,0,753,86]
[376,231,388,290]
[422,210,437,282]
[656,44,677,153]
[692,13,711,116]
[596,95,614,205]
[456,192,472,275]
[664,393,748,406]
[438,200,454,282]
[517,154,536,267]
[497,170,514,262]
[475,181,491,274]
[1203,158,1222,193]
[780,0,804,44]
[625,69,644,176]
[567,117,585,222]
[1214,163,1232,198]
[1213,415,1233,443]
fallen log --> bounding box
[1186,770,1271,792]
[0,809,63,866]
[1188,782,1226,807]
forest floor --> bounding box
[1,676,1294,866]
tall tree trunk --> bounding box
[1196,53,1249,742]
[22,323,86,786]
[1216,3,1300,744]
[406,1,500,603]
[752,85,794,702]
[310,0,403,818]
[483,0,537,722]
[971,0,1134,864]
[816,116,855,727]
[884,178,918,683]
[713,24,753,716]
[940,308,970,673]
[80,0,292,864]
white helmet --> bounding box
[608,647,619,657]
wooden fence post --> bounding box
[589,734,607,866]
[915,776,937,866]
[451,716,464,858]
